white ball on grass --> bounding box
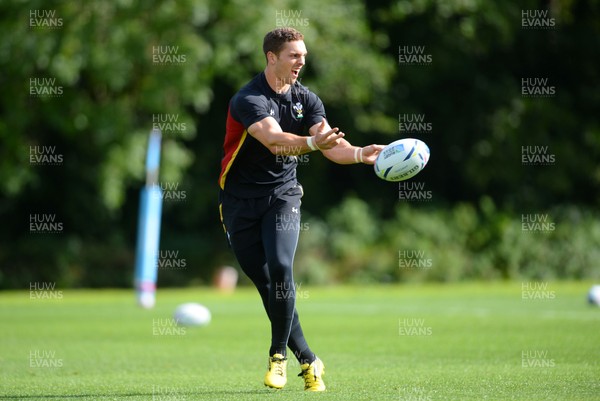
[588,285,600,307]
[173,303,212,326]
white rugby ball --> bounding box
[588,285,600,307]
[374,138,430,181]
[173,303,211,327]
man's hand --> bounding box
[313,119,344,150]
[359,144,385,165]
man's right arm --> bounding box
[248,117,344,156]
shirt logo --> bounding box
[269,108,275,116]
[293,102,304,119]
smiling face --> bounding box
[266,40,307,92]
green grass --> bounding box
[1,282,599,400]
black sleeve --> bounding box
[230,92,271,129]
[303,91,326,130]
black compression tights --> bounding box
[232,208,315,365]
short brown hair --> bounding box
[263,28,304,61]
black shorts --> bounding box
[219,184,304,251]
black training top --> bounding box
[218,72,325,198]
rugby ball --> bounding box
[374,138,430,181]
[173,303,211,327]
[588,285,600,307]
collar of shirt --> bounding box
[261,72,293,102]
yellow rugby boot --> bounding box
[264,353,287,389]
[298,357,326,391]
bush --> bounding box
[2,199,598,289]
[294,197,600,284]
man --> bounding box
[218,27,384,391]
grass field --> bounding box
[1,282,599,401]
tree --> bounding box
[0,0,393,287]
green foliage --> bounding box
[295,197,600,284]
[0,0,395,287]
[0,0,209,210]
[371,0,600,208]
[0,0,598,287]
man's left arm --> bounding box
[308,120,384,165]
